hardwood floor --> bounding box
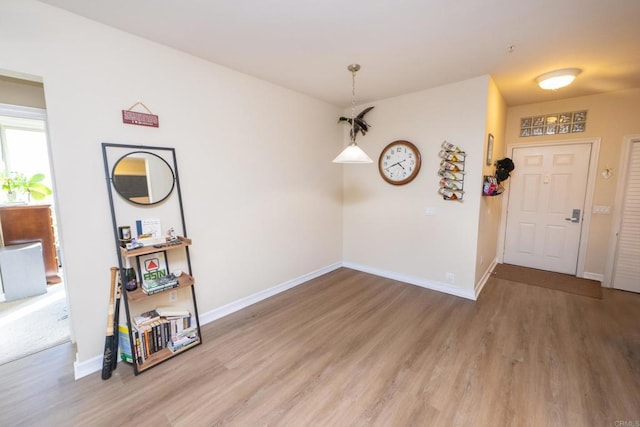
[1,267,638,426]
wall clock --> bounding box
[378,140,421,185]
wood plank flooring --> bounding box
[1,267,638,426]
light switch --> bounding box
[592,205,611,214]
[425,207,436,216]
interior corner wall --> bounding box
[505,88,640,278]
[1,1,343,363]
[474,77,507,288]
[342,76,490,297]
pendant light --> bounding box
[333,64,373,164]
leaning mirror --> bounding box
[111,151,175,205]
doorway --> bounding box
[502,139,599,277]
[0,99,71,365]
[606,135,640,293]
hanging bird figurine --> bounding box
[338,106,374,140]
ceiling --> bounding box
[38,0,640,107]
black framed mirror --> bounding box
[111,151,175,205]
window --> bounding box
[0,113,53,203]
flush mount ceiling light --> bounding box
[333,64,373,164]
[536,68,581,90]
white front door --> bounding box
[504,143,592,274]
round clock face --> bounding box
[378,140,421,185]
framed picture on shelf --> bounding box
[137,251,169,286]
[486,133,494,165]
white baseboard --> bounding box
[582,272,603,282]
[74,353,104,380]
[342,262,476,300]
[73,262,343,380]
[474,258,498,298]
[198,262,342,326]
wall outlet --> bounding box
[169,290,178,302]
[445,272,455,283]
[425,207,436,216]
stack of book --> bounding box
[142,273,179,295]
[168,326,199,353]
[131,307,196,364]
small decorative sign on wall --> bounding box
[122,102,159,128]
[520,110,586,137]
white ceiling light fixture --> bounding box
[333,64,373,164]
[536,68,581,90]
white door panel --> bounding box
[504,144,591,274]
[612,140,640,293]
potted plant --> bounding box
[1,171,52,203]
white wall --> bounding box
[342,76,490,298]
[1,1,343,362]
[474,77,507,289]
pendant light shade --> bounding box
[333,64,373,164]
[536,68,581,90]
[332,142,373,163]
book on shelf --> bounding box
[141,273,179,295]
[131,310,196,364]
[156,306,190,317]
[142,282,179,295]
[133,309,160,327]
[133,319,171,360]
[167,315,191,335]
[168,338,198,353]
[142,276,178,290]
[168,326,198,352]
[118,324,134,364]
[136,218,162,239]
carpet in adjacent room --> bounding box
[0,283,71,365]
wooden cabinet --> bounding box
[0,204,61,284]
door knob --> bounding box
[564,208,581,223]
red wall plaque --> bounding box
[122,110,159,128]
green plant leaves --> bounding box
[1,171,52,201]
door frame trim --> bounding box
[604,134,640,287]
[0,103,46,120]
[497,137,601,278]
